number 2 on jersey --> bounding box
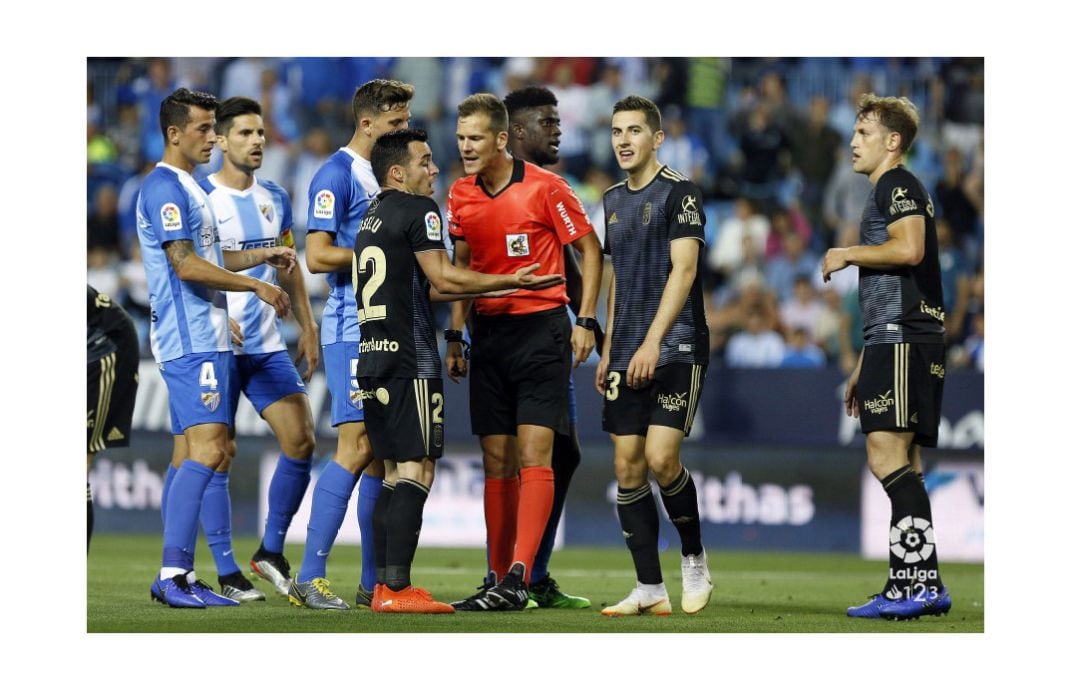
[356,246,387,324]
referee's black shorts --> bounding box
[858,342,945,447]
[87,320,140,454]
[469,307,571,437]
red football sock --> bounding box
[513,466,555,583]
[483,476,520,580]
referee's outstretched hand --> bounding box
[513,262,565,291]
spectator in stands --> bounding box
[779,328,826,368]
[707,197,769,284]
[765,221,818,302]
[779,274,825,340]
[790,95,842,237]
[88,185,120,253]
[725,309,785,368]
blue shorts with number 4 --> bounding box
[228,350,307,420]
[323,341,365,426]
[164,351,236,435]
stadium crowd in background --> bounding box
[87,57,985,374]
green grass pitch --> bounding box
[87,535,983,633]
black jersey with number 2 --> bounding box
[353,189,446,379]
[603,166,709,370]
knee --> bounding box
[283,434,316,461]
[189,443,228,470]
[645,450,681,486]
[613,455,646,487]
[483,450,517,479]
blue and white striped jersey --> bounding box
[136,163,229,363]
[307,147,379,345]
[200,174,293,355]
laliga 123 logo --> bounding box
[314,190,335,219]
[889,515,936,563]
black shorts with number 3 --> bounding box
[601,363,706,437]
[358,377,444,462]
[857,343,945,447]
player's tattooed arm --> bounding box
[162,240,291,317]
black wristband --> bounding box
[444,329,464,343]
[575,316,599,331]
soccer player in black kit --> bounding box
[595,96,712,616]
[87,285,140,552]
[353,129,562,613]
[823,94,951,620]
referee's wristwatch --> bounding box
[575,316,599,331]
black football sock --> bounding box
[87,482,94,553]
[659,466,703,557]
[372,482,394,585]
[384,479,429,591]
[616,484,663,585]
[881,465,944,599]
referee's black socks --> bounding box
[616,484,663,585]
[659,466,703,557]
[881,465,944,597]
[384,479,430,591]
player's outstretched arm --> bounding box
[822,216,925,281]
[304,230,354,274]
[165,240,290,317]
[417,251,563,297]
[626,237,700,389]
[223,246,297,273]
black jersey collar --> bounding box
[475,158,526,198]
[625,164,667,194]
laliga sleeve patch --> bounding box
[506,233,530,257]
[425,211,442,241]
[313,190,335,219]
[160,203,183,231]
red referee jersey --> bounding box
[447,158,593,316]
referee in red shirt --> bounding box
[445,93,602,611]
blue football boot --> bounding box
[847,593,893,618]
[151,574,206,609]
[880,587,952,621]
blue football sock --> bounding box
[263,452,313,553]
[161,464,177,527]
[162,460,214,572]
[357,472,382,591]
[200,471,240,577]
[296,461,358,583]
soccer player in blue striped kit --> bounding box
[139,88,296,608]
[160,96,319,602]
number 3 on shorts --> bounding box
[200,361,218,390]
[605,371,620,401]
